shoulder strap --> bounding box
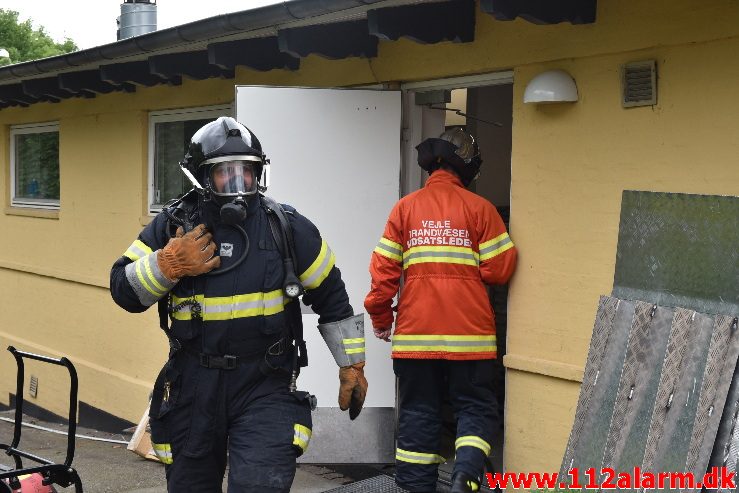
[261,195,308,369]
[261,195,299,262]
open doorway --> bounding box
[401,74,514,485]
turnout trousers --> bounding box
[148,351,313,492]
[393,359,499,492]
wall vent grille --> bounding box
[622,60,657,108]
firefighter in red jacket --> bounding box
[365,128,517,493]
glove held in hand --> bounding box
[158,224,220,280]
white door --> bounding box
[236,86,401,462]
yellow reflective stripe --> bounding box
[394,345,496,352]
[152,442,173,464]
[300,240,336,290]
[143,254,167,293]
[343,337,365,355]
[480,241,514,262]
[170,290,287,321]
[455,435,491,456]
[479,232,514,262]
[375,237,403,262]
[404,245,479,259]
[123,239,154,261]
[402,245,479,269]
[135,257,166,297]
[395,448,445,464]
[343,338,365,344]
[479,233,508,250]
[392,334,496,353]
[379,237,403,251]
[404,256,479,268]
[374,245,402,262]
[293,424,312,453]
[393,335,495,341]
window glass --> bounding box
[11,124,60,209]
[149,106,231,212]
[153,118,211,207]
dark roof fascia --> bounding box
[0,0,383,83]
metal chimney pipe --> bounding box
[117,0,157,41]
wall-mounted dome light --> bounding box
[523,69,578,104]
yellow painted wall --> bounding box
[505,36,739,473]
[0,0,737,474]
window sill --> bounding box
[5,206,59,220]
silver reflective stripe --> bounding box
[170,290,286,320]
[479,236,512,257]
[124,240,152,261]
[395,448,445,464]
[393,339,489,347]
[301,243,334,290]
[124,252,176,307]
[201,296,284,314]
[318,314,366,366]
[376,242,402,257]
[455,435,491,455]
[403,250,478,263]
[152,442,173,464]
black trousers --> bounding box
[393,359,499,492]
[148,352,312,492]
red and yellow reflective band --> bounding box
[402,245,479,269]
[170,290,288,321]
[299,240,335,290]
[395,447,445,465]
[123,239,153,261]
[152,442,173,464]
[392,334,496,353]
[479,232,514,262]
[293,424,312,453]
[374,237,403,262]
[455,435,491,456]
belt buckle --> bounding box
[223,354,237,370]
[199,353,210,368]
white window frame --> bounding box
[9,121,61,210]
[148,104,233,214]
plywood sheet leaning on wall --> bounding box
[559,191,739,487]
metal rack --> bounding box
[0,346,83,492]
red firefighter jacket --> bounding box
[364,169,517,360]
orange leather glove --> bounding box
[157,224,220,281]
[338,361,368,420]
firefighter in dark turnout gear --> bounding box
[110,117,368,492]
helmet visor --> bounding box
[208,160,258,197]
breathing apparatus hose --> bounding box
[205,223,249,276]
[164,206,250,277]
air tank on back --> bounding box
[117,0,157,40]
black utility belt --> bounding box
[181,338,289,370]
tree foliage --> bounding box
[0,9,78,67]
